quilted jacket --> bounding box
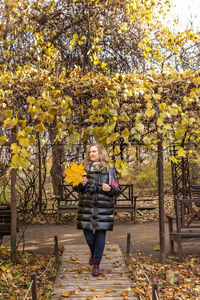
[75,166,120,231]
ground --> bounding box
[2,217,199,259]
[1,216,200,299]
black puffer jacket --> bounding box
[75,167,120,231]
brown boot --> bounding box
[89,255,94,265]
[92,260,100,277]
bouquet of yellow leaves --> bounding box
[64,162,86,186]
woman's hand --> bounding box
[82,176,88,186]
[102,183,111,192]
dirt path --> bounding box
[2,221,199,260]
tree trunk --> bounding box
[157,136,165,264]
[49,128,65,196]
[10,128,17,264]
[37,134,42,212]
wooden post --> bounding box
[37,134,42,212]
[126,233,131,264]
[152,282,158,300]
[31,272,38,300]
[10,127,17,263]
[54,235,59,264]
[157,137,165,264]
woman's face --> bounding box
[89,146,100,162]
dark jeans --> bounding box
[83,229,106,261]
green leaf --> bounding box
[67,132,80,149]
[121,129,129,138]
[157,117,164,127]
[135,123,144,132]
[154,245,160,251]
[143,136,150,145]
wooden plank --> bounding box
[51,244,137,300]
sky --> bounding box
[168,0,200,31]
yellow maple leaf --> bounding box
[64,162,86,186]
[1,266,7,272]
[177,148,186,158]
[169,156,178,164]
[0,136,7,145]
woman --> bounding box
[75,143,120,277]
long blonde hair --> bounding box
[83,143,109,172]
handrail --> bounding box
[37,257,54,279]
[22,280,34,300]
[22,236,59,300]
[126,233,159,300]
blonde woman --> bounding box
[75,143,120,277]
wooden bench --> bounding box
[56,184,138,222]
[167,196,200,262]
[0,204,19,244]
[56,184,79,222]
[0,204,11,244]
[113,184,137,221]
[135,197,158,211]
[191,184,200,207]
[56,184,157,222]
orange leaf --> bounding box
[112,248,118,252]
[120,291,128,296]
[90,288,96,292]
[61,293,71,298]
[96,292,105,298]
[115,282,122,285]
[106,289,112,293]
[134,287,145,294]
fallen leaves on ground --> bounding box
[129,251,200,299]
[0,246,57,299]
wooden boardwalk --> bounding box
[52,243,138,300]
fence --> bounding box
[126,233,159,300]
[22,236,59,300]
